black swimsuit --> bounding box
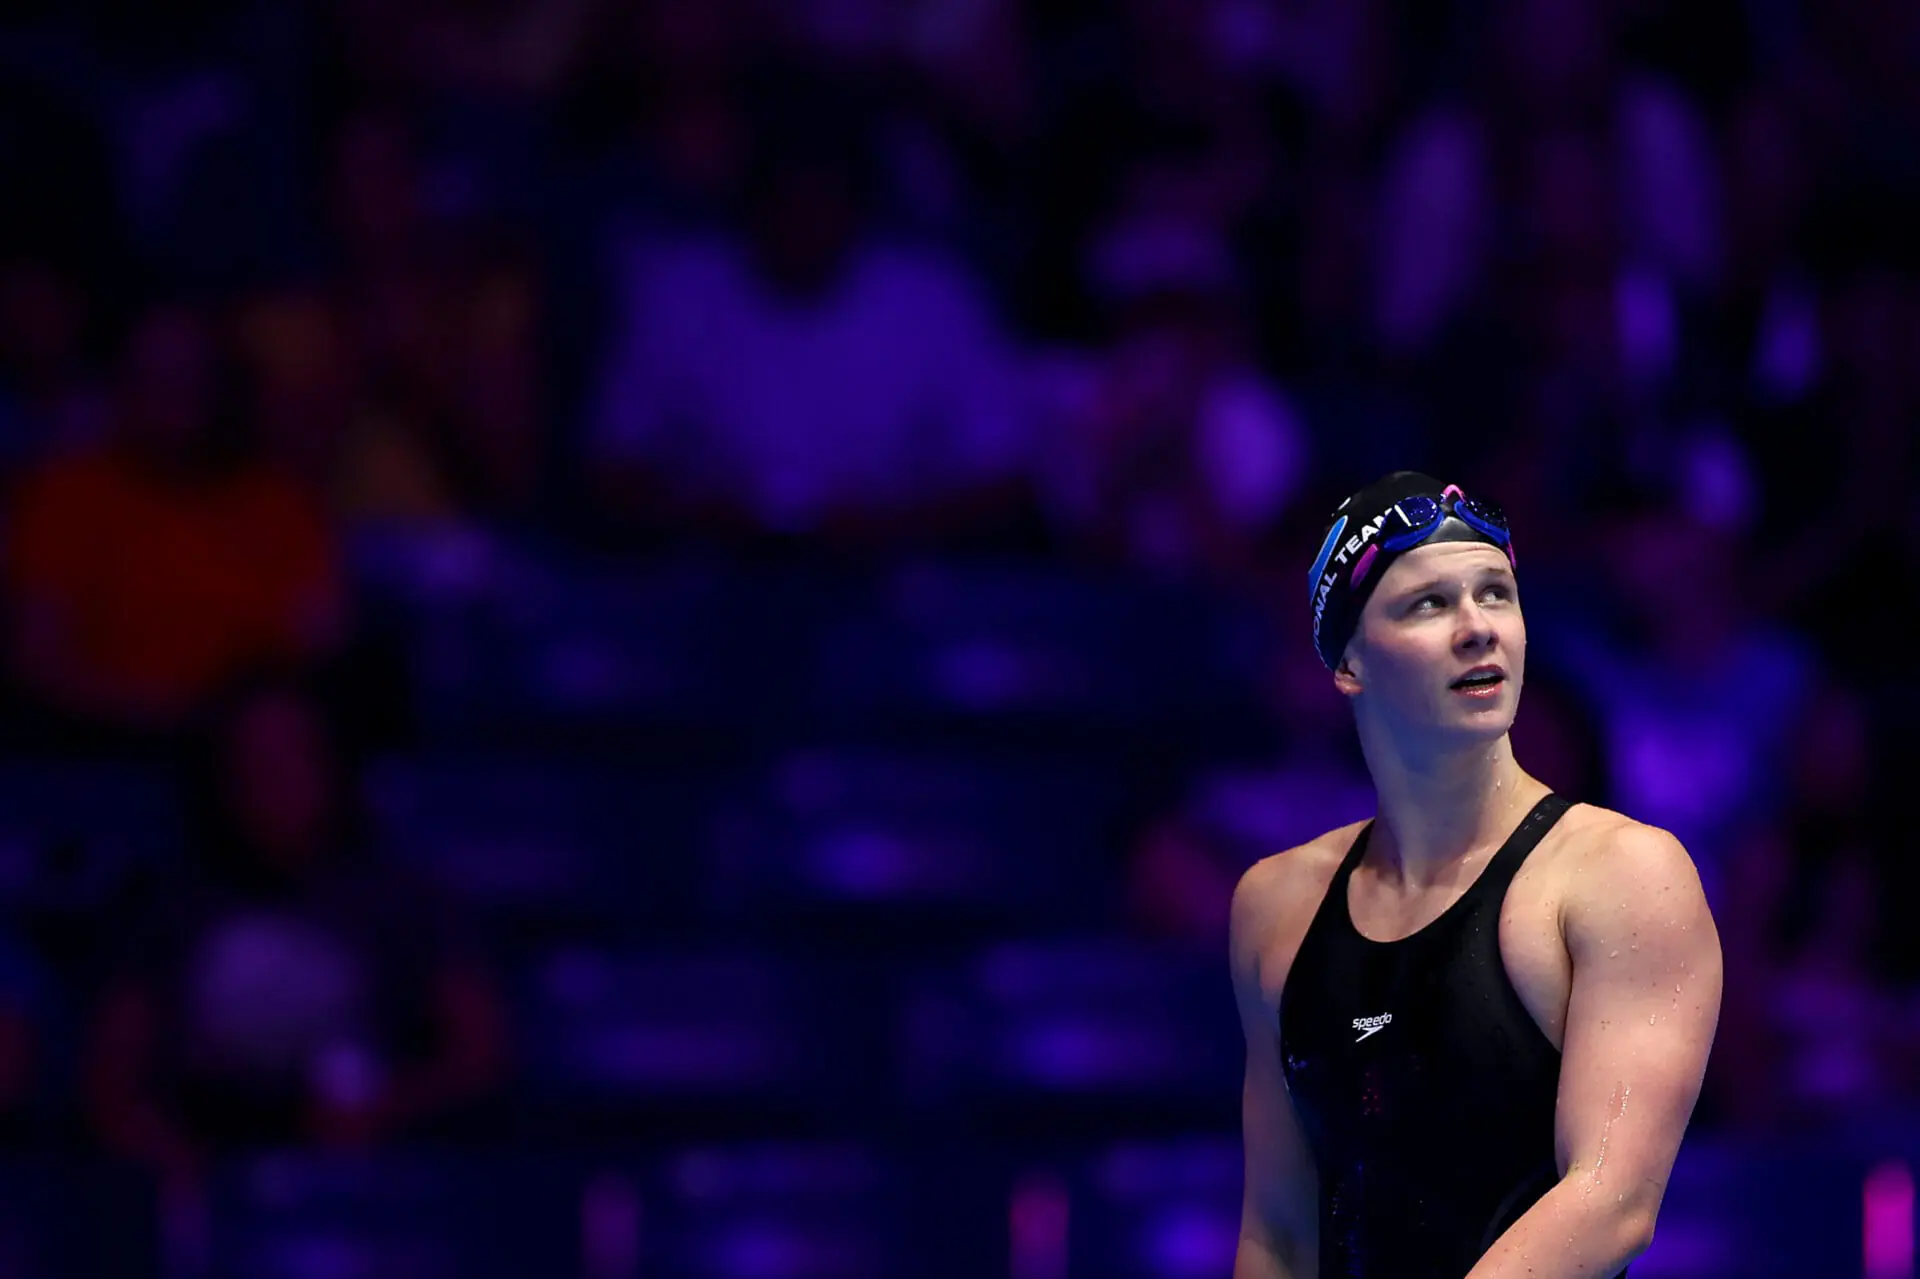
[1279,794,1622,1278]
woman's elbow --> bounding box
[1613,1193,1661,1263]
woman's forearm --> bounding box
[1463,1174,1657,1279]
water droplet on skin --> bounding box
[1649,1014,1657,1025]
[1609,950,1619,957]
[1630,943,1640,952]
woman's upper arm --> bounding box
[1553,826,1723,1226]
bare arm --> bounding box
[1231,864,1319,1279]
[1465,826,1723,1278]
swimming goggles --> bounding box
[1379,488,1511,553]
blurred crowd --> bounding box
[1,0,1918,1211]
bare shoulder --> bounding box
[1233,821,1363,928]
[1545,804,1715,933]
[1550,804,1701,881]
[1230,820,1366,979]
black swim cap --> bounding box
[1306,471,1514,670]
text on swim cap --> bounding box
[1332,512,1391,566]
[1312,569,1337,648]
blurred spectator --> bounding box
[1125,640,1372,945]
[1483,126,1652,516]
[230,276,360,503]
[0,249,110,471]
[1029,20,1314,571]
[1696,86,1819,413]
[1767,853,1919,1130]
[324,104,452,279]
[1788,0,1920,197]
[556,0,756,229]
[425,237,547,516]
[1401,109,1710,547]
[1713,678,1914,1133]
[235,244,546,526]
[1551,491,1818,913]
[83,0,315,289]
[326,105,544,521]
[1035,258,1310,582]
[588,91,1034,547]
[329,0,596,103]
[1367,0,1728,522]
[1739,190,1920,666]
[0,924,44,1135]
[1,300,343,737]
[1371,0,1720,433]
[1015,0,1297,343]
[84,672,506,1180]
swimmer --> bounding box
[1231,472,1722,1278]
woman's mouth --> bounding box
[1450,670,1506,698]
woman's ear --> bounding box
[1332,653,1363,698]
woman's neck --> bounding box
[1358,729,1550,887]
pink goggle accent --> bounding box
[1350,543,1381,587]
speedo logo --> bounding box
[1352,1013,1393,1043]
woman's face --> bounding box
[1346,541,1527,746]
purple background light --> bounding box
[0,0,1917,1275]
